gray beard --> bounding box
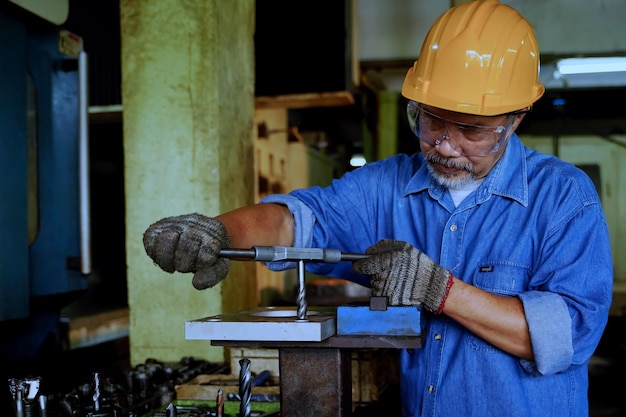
[424,152,476,189]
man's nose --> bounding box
[434,133,462,157]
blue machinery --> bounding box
[185,246,423,417]
[0,4,90,361]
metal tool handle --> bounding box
[218,246,369,263]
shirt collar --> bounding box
[404,134,529,206]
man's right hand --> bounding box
[143,213,231,290]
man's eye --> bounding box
[424,118,444,129]
[460,126,489,140]
[459,126,478,133]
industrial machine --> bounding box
[0,0,91,403]
[185,246,424,417]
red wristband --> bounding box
[435,272,454,315]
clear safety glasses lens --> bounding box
[406,101,513,157]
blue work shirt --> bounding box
[261,133,613,417]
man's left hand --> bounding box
[352,239,454,314]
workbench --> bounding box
[211,336,419,417]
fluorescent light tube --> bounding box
[557,57,626,75]
[350,154,367,167]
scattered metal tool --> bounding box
[219,246,368,319]
[8,377,44,417]
[216,388,224,417]
[251,370,271,387]
[7,378,23,417]
[92,372,101,411]
[165,402,177,417]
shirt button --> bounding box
[450,224,457,232]
[428,385,435,393]
[434,333,442,341]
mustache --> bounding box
[424,152,474,172]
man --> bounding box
[143,1,613,416]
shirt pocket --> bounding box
[469,260,531,295]
[464,261,532,353]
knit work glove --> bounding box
[352,239,454,314]
[143,213,231,290]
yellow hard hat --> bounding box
[401,0,545,116]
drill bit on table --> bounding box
[239,358,251,417]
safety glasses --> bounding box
[407,101,516,157]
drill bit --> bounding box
[296,259,307,319]
[239,358,251,417]
[92,372,101,411]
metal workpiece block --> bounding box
[369,295,389,311]
[336,305,422,336]
[185,306,337,342]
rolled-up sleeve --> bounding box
[519,291,573,375]
[260,194,315,270]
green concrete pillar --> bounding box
[121,0,256,364]
[377,91,399,160]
